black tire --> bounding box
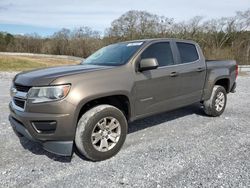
[75,104,128,161]
[203,85,227,117]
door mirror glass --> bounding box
[139,58,159,72]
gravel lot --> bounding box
[0,72,249,188]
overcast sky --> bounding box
[0,0,249,36]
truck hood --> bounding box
[14,64,112,86]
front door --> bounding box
[134,41,180,117]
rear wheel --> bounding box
[75,105,127,161]
[203,85,227,117]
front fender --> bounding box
[69,91,132,139]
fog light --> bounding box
[31,121,57,134]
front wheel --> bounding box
[75,105,128,161]
[203,85,227,117]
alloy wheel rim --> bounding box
[91,117,121,152]
[215,92,225,112]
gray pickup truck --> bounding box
[9,38,237,161]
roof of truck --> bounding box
[118,38,198,45]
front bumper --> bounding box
[9,115,73,156]
[9,102,75,156]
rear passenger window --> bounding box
[177,42,199,63]
[141,42,174,67]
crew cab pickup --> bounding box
[9,38,237,161]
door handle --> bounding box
[197,67,205,72]
[170,72,178,77]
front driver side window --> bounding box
[141,42,174,67]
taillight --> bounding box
[236,64,238,79]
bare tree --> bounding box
[0,9,249,64]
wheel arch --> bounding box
[72,93,132,139]
[214,77,230,93]
[203,75,231,101]
[77,94,131,121]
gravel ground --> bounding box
[0,72,249,188]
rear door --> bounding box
[172,42,206,105]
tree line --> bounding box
[0,9,250,65]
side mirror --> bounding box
[139,58,159,72]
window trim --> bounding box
[135,41,176,69]
[175,42,201,64]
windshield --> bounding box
[82,42,144,66]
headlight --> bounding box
[27,85,70,103]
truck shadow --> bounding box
[128,103,204,134]
[18,138,72,163]
[18,103,204,162]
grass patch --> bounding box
[0,56,46,71]
[0,55,80,71]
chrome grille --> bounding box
[14,84,31,92]
[11,83,30,112]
